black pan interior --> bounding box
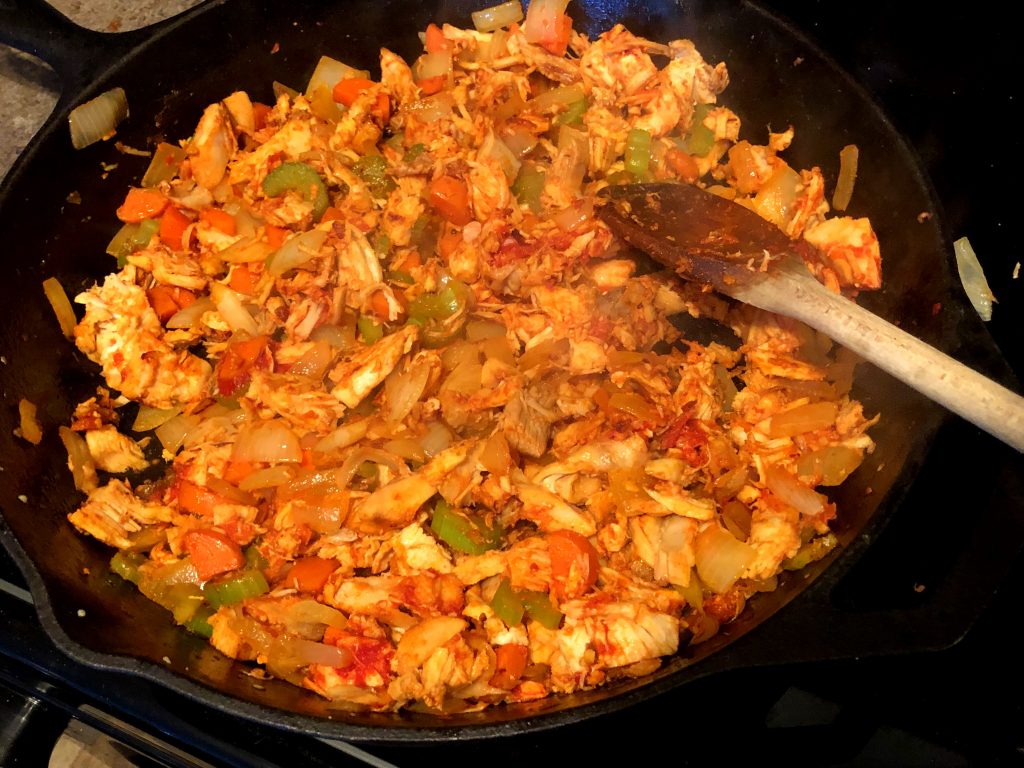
[0,0,980,742]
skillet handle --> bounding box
[0,0,199,110]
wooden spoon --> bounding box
[599,182,1024,452]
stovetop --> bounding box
[3,1,1024,766]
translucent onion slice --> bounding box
[155,413,203,453]
[166,296,214,329]
[954,236,996,322]
[694,525,754,594]
[42,277,76,339]
[831,144,859,211]
[58,426,97,492]
[210,282,259,336]
[762,464,827,517]
[314,418,370,454]
[69,87,128,150]
[472,0,523,31]
[238,464,299,491]
[233,420,303,464]
[268,228,328,276]
[132,404,181,433]
[384,357,432,423]
[767,401,838,438]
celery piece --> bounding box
[262,162,329,221]
[554,98,587,127]
[202,569,269,608]
[625,128,652,177]
[519,590,563,629]
[110,551,145,585]
[511,164,545,213]
[682,103,715,157]
[490,578,525,626]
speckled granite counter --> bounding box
[0,0,201,181]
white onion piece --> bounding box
[306,56,369,98]
[210,282,259,336]
[694,525,754,594]
[69,87,128,149]
[289,341,336,379]
[155,413,203,453]
[315,418,370,454]
[238,464,299,491]
[478,131,521,182]
[383,438,427,464]
[268,228,328,276]
[166,296,215,329]
[285,600,348,629]
[762,464,826,517]
[402,92,456,122]
[831,144,859,211]
[233,420,303,464]
[416,50,453,80]
[384,357,432,423]
[552,198,594,232]
[310,323,357,350]
[472,0,523,31]
[420,421,454,457]
[42,277,76,339]
[954,236,995,322]
[132,405,181,433]
[291,497,349,534]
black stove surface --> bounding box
[3,2,1023,766]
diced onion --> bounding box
[166,296,214,329]
[954,236,995,322]
[831,144,859,211]
[42,277,76,339]
[267,638,354,679]
[762,464,827,517]
[752,164,799,229]
[472,0,523,31]
[289,341,336,379]
[796,445,863,487]
[767,402,838,438]
[18,399,43,445]
[314,418,370,454]
[478,131,521,183]
[465,319,506,342]
[306,56,369,99]
[238,464,299,491]
[210,282,259,336]
[310,323,358,351]
[290,494,349,534]
[132,405,181,433]
[154,413,202,453]
[285,600,348,630]
[383,438,427,464]
[527,84,585,114]
[268,228,328,276]
[69,87,128,150]
[420,420,454,457]
[694,525,754,594]
[416,50,453,81]
[551,199,594,232]
[384,356,432,423]
[523,0,570,46]
[232,420,303,464]
[402,93,456,122]
[59,426,98,492]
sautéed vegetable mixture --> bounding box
[60,0,881,712]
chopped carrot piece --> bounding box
[216,335,270,395]
[437,223,462,258]
[417,75,446,96]
[147,285,196,324]
[199,207,237,236]
[228,264,256,295]
[372,93,391,123]
[665,148,700,183]
[182,529,245,581]
[117,188,168,222]
[332,77,375,106]
[539,14,573,56]
[489,644,529,689]
[177,480,237,519]
[159,206,192,249]
[428,174,473,226]
[320,206,345,224]
[547,530,600,599]
[252,102,273,131]
[424,23,449,53]
[265,224,290,248]
[222,460,256,485]
[284,557,338,593]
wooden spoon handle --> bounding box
[736,261,1024,452]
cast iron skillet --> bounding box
[0,0,1021,743]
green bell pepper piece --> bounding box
[430,500,502,555]
[202,569,269,609]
